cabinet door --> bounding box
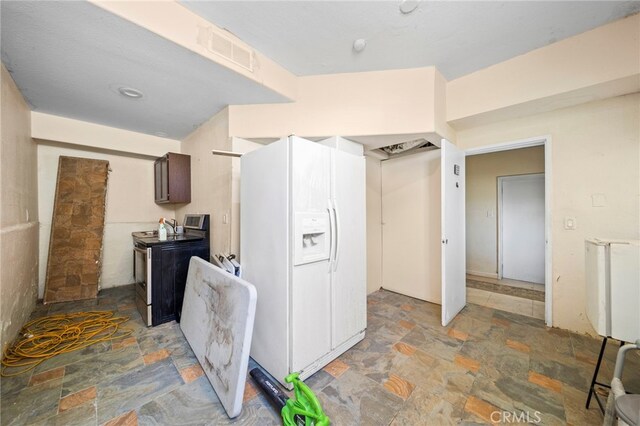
[152,246,177,325]
[154,159,163,201]
[331,150,367,348]
[154,156,169,203]
[161,159,168,201]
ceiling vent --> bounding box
[197,25,254,72]
[376,138,435,158]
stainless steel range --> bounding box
[132,214,210,326]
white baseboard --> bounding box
[466,270,498,279]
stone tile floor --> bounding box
[2,285,639,425]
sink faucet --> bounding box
[165,218,177,234]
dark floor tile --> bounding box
[318,369,403,425]
[340,341,406,384]
[1,377,62,426]
[4,286,639,426]
[394,352,474,405]
[390,385,463,425]
[32,401,97,426]
[136,376,224,424]
[460,337,530,381]
[562,383,603,425]
[0,370,33,397]
[304,369,335,392]
[401,324,463,362]
[530,353,592,391]
[47,299,99,314]
[450,314,499,342]
[34,341,112,374]
[493,309,545,329]
[366,311,414,342]
[96,358,182,424]
[458,303,495,321]
[366,299,411,323]
[471,374,566,424]
[62,344,144,397]
[144,323,197,369]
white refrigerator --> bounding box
[241,135,366,387]
[585,238,640,342]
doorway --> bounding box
[464,138,551,325]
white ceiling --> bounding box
[2,2,638,141]
[181,1,640,80]
[0,1,289,139]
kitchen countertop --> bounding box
[132,231,205,246]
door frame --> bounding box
[465,135,552,327]
[497,173,545,282]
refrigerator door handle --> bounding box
[327,202,336,270]
[333,205,340,272]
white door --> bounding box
[331,150,367,348]
[381,150,442,303]
[499,174,545,284]
[441,139,466,326]
[290,137,332,372]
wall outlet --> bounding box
[564,217,577,230]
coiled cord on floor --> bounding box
[1,311,132,377]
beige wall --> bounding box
[32,112,181,157]
[465,146,545,277]
[229,67,438,143]
[1,66,39,352]
[366,156,382,294]
[457,93,640,334]
[448,14,640,128]
[177,108,232,256]
[37,145,176,295]
[230,137,263,259]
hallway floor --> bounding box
[467,274,545,320]
[2,285,634,425]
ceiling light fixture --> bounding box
[399,0,419,14]
[155,131,168,138]
[353,38,367,53]
[118,87,144,99]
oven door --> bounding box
[133,246,152,326]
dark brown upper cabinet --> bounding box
[154,152,191,204]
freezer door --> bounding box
[331,149,367,349]
[609,242,640,342]
[585,240,609,337]
[290,137,333,372]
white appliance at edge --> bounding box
[241,135,366,388]
[585,238,640,342]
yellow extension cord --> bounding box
[1,311,132,377]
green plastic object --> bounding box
[281,372,331,426]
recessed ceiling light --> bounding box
[353,38,367,53]
[118,87,144,99]
[399,0,419,14]
[155,131,168,137]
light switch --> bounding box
[564,217,577,230]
